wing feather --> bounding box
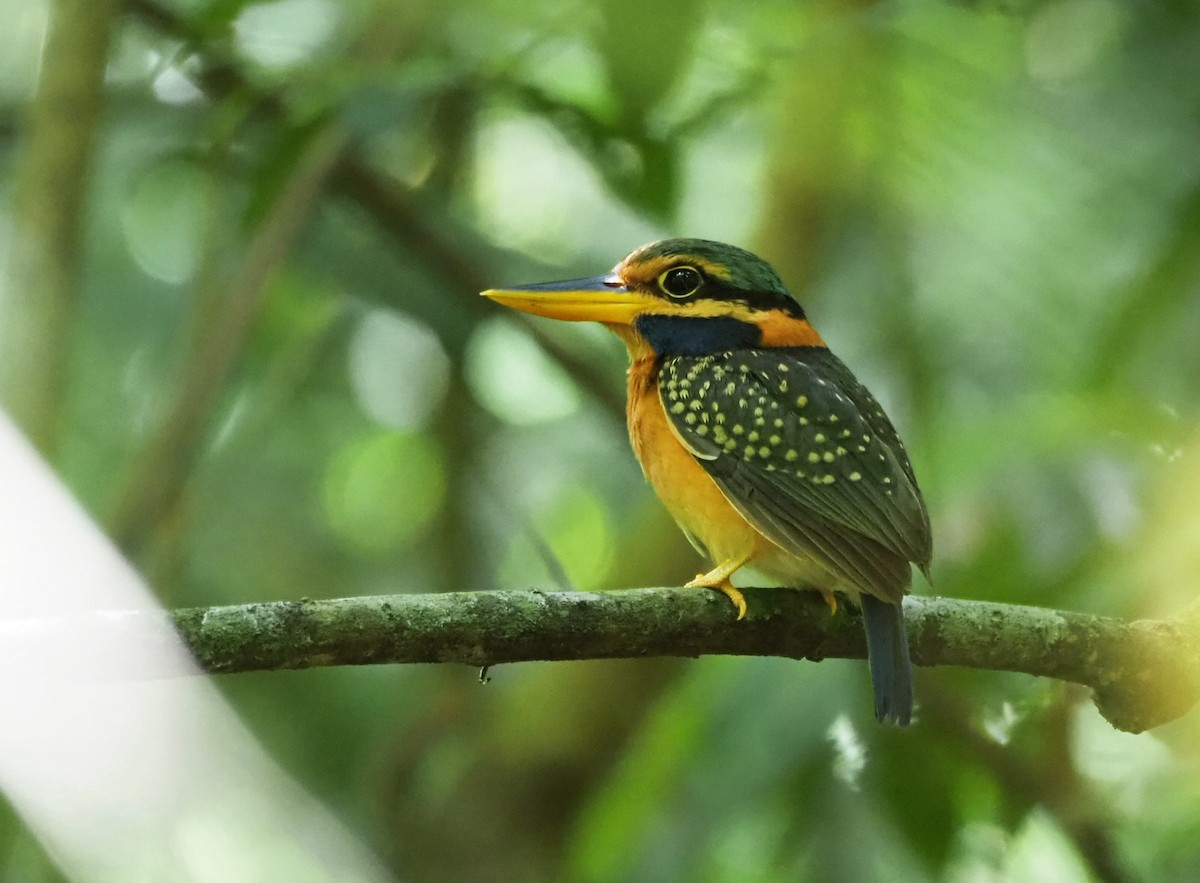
[659,348,931,601]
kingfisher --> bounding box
[482,239,932,724]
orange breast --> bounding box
[625,359,767,565]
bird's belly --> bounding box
[748,543,838,593]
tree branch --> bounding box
[21,588,1197,734]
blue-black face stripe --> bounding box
[634,314,762,357]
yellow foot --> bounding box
[686,555,751,620]
[820,588,838,615]
[685,575,747,620]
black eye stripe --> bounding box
[660,266,702,299]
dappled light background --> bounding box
[1,0,1199,880]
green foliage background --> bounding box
[3,0,1200,880]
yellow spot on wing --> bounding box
[657,386,717,461]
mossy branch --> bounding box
[39,588,1196,734]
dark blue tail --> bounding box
[860,595,913,725]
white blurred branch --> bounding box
[0,415,390,883]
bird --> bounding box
[482,239,932,725]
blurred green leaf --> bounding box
[322,429,446,554]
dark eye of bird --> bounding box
[659,266,702,299]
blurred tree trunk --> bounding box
[755,0,884,295]
[107,125,347,561]
[0,0,121,457]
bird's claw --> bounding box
[686,573,747,620]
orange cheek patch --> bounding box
[756,314,825,348]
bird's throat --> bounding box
[632,314,761,356]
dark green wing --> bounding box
[659,347,932,601]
